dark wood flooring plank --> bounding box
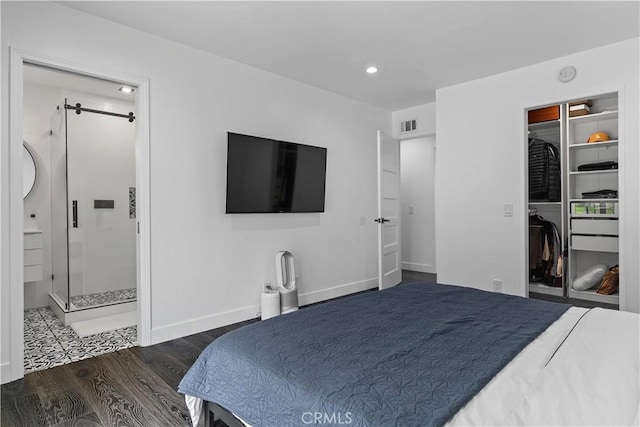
[53,411,103,427]
[100,350,191,426]
[152,337,206,368]
[33,364,93,426]
[66,353,164,427]
[401,270,437,283]
[1,373,40,402]
[1,393,49,427]
[202,320,256,340]
[164,319,257,362]
[127,346,190,391]
[181,331,217,353]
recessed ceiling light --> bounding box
[119,86,135,94]
[366,66,378,74]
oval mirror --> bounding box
[23,144,36,199]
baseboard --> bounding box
[149,277,379,345]
[150,305,259,345]
[298,277,378,306]
[1,361,13,385]
[401,262,435,274]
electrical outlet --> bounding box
[493,279,503,293]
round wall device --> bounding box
[558,66,576,83]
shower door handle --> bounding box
[72,200,78,228]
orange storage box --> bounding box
[528,105,560,124]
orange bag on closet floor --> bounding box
[596,265,619,295]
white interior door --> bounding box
[377,130,402,289]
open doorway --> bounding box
[400,135,437,283]
[23,64,139,372]
[6,48,150,383]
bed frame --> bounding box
[204,400,245,427]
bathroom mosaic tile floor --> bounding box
[69,287,137,309]
[24,307,137,373]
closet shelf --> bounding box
[569,169,618,176]
[568,288,619,305]
[529,283,563,297]
[568,110,618,122]
[569,140,619,149]
[569,198,618,203]
[528,120,560,130]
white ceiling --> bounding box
[24,64,136,102]
[59,1,639,111]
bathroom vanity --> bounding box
[24,229,43,283]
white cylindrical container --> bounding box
[261,290,281,320]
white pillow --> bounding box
[573,264,608,291]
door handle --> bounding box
[72,200,78,228]
[374,217,390,223]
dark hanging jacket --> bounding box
[529,138,561,202]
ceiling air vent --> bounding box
[400,119,417,133]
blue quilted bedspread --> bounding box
[179,282,569,427]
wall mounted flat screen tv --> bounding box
[226,132,327,213]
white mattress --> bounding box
[186,306,640,426]
[447,306,640,426]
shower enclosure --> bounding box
[50,97,137,313]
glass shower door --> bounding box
[50,97,136,312]
[65,99,137,310]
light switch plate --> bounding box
[504,204,513,217]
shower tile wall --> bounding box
[24,307,137,373]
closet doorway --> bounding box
[525,92,622,310]
[400,135,437,276]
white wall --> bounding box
[392,102,436,139]
[1,2,390,382]
[401,136,436,274]
[435,38,640,313]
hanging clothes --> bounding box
[529,214,563,286]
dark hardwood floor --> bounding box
[1,270,434,427]
[401,270,437,284]
[1,319,257,427]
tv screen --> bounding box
[226,132,327,213]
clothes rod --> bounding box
[64,103,135,122]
